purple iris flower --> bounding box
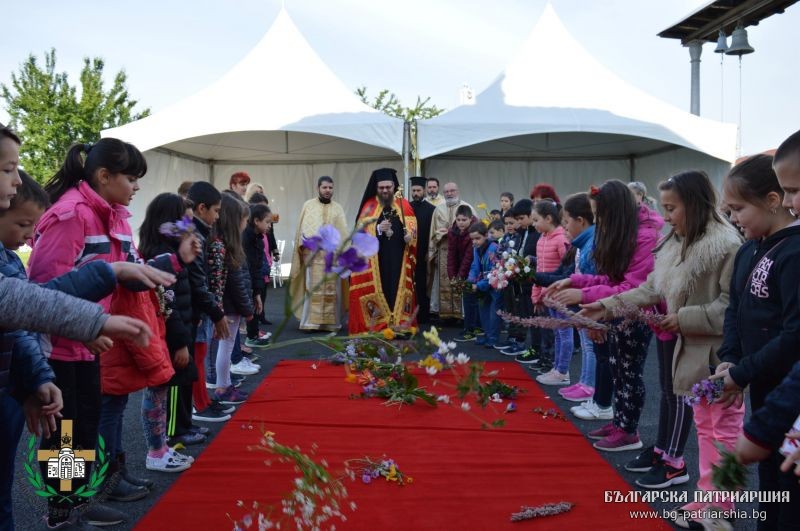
[329,248,369,278]
[159,215,196,239]
[318,225,341,252]
[352,231,379,257]
[361,473,372,484]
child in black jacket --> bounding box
[243,204,272,347]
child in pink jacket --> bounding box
[549,180,662,453]
[530,200,571,385]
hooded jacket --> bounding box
[569,205,663,304]
[447,217,478,280]
[598,219,742,395]
[717,223,800,409]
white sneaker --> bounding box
[241,357,261,371]
[205,381,217,390]
[570,399,593,415]
[536,370,571,386]
[146,452,191,473]
[168,448,195,464]
[230,360,258,375]
[573,399,613,420]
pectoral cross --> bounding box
[37,419,96,492]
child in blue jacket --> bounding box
[467,222,501,348]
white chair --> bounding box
[271,239,286,288]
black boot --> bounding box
[118,452,154,489]
[99,459,148,503]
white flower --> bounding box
[445,353,455,365]
[437,394,451,403]
[311,363,318,370]
[456,353,470,365]
[502,251,509,259]
[425,366,438,376]
[490,393,503,403]
[508,240,515,248]
[447,341,457,351]
[523,266,531,273]
[505,270,514,278]
[460,402,471,411]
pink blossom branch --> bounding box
[606,296,666,329]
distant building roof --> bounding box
[659,0,798,44]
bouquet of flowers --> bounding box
[488,239,534,289]
[683,378,725,406]
[449,277,474,296]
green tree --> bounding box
[356,86,444,174]
[1,49,150,182]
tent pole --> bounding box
[628,155,636,182]
[402,121,410,198]
[210,161,216,187]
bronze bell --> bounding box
[714,30,728,53]
[725,23,754,56]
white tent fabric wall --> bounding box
[128,150,210,237]
[213,159,404,275]
[425,148,731,215]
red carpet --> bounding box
[137,361,670,530]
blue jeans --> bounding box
[577,329,596,387]
[550,308,574,374]
[462,292,479,333]
[477,290,503,344]
[98,393,129,460]
[0,391,25,531]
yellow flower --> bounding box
[406,476,413,484]
[386,464,399,482]
[409,326,418,336]
[382,328,396,340]
[476,202,488,210]
[344,373,357,384]
[422,326,441,347]
[419,355,443,371]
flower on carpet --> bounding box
[346,456,411,486]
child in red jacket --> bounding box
[98,286,189,501]
[448,205,479,341]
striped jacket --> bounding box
[28,181,141,362]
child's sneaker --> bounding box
[635,459,689,489]
[168,447,195,463]
[454,331,476,342]
[535,370,570,386]
[215,386,249,405]
[558,383,582,396]
[573,399,613,420]
[146,452,191,473]
[502,341,526,356]
[210,400,236,415]
[244,337,271,349]
[587,422,616,440]
[494,340,514,351]
[192,406,231,423]
[624,446,659,472]
[168,432,205,446]
[515,349,539,364]
[593,427,643,452]
[230,360,258,375]
[561,383,594,402]
[475,336,488,346]
[472,328,485,336]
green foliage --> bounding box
[1,48,150,183]
[355,86,444,122]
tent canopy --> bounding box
[417,4,737,163]
[102,9,403,162]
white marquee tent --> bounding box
[102,8,404,264]
[417,4,738,207]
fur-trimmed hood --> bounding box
[652,219,743,312]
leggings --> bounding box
[609,322,652,434]
[215,316,241,389]
[655,338,693,458]
[142,386,168,453]
[593,340,614,409]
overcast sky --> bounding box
[1,0,798,155]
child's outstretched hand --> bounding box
[780,432,800,476]
[85,335,113,355]
[101,315,153,347]
[111,262,176,288]
[578,302,606,322]
[178,234,201,265]
[23,383,63,437]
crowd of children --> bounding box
[2,121,800,530]
[436,132,800,529]
[0,127,278,530]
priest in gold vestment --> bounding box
[290,176,349,331]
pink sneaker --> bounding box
[593,426,643,452]
[558,383,581,397]
[587,422,615,440]
[561,384,595,402]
